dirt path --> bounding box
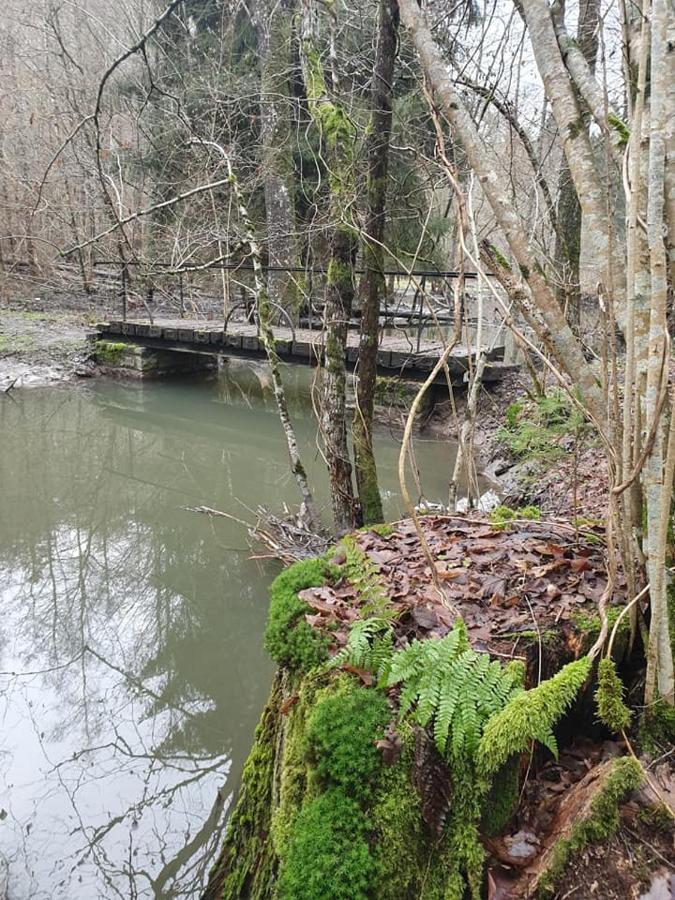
[0,308,95,389]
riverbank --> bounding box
[203,514,674,900]
[0,307,95,388]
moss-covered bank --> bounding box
[203,551,651,900]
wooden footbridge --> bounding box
[93,317,514,385]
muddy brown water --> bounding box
[0,363,462,899]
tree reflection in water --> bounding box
[0,378,281,899]
[0,369,454,898]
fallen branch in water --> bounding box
[182,503,331,565]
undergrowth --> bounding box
[498,390,585,460]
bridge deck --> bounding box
[94,318,513,384]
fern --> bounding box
[341,536,391,617]
[386,623,522,758]
[330,617,394,683]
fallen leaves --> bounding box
[297,514,625,660]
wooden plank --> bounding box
[134,323,151,337]
[121,322,136,336]
[148,325,163,338]
[210,331,225,346]
[163,328,178,340]
[178,327,195,342]
[194,329,211,344]
[224,333,243,350]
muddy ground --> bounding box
[0,307,97,389]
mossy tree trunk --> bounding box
[353,0,399,526]
[254,0,301,322]
[299,0,358,534]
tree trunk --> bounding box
[299,0,358,534]
[552,0,599,327]
[398,0,607,427]
[255,0,300,321]
[353,0,398,525]
[643,0,674,704]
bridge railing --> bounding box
[92,259,509,355]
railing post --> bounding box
[121,263,128,322]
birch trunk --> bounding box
[201,140,320,530]
[522,0,625,314]
[643,0,674,704]
[398,0,607,427]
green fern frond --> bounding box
[478,657,592,776]
[330,616,394,674]
[386,624,521,760]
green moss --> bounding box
[441,760,486,900]
[305,679,390,795]
[277,788,375,900]
[208,678,282,900]
[571,607,629,651]
[481,757,521,836]
[264,558,332,672]
[489,505,541,529]
[596,658,631,733]
[271,679,320,860]
[369,523,394,537]
[489,244,511,270]
[537,757,643,897]
[478,657,592,776]
[94,340,128,364]
[371,724,428,899]
[498,390,585,461]
[608,113,630,147]
[639,698,675,753]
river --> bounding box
[0,363,459,899]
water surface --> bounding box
[0,364,456,898]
